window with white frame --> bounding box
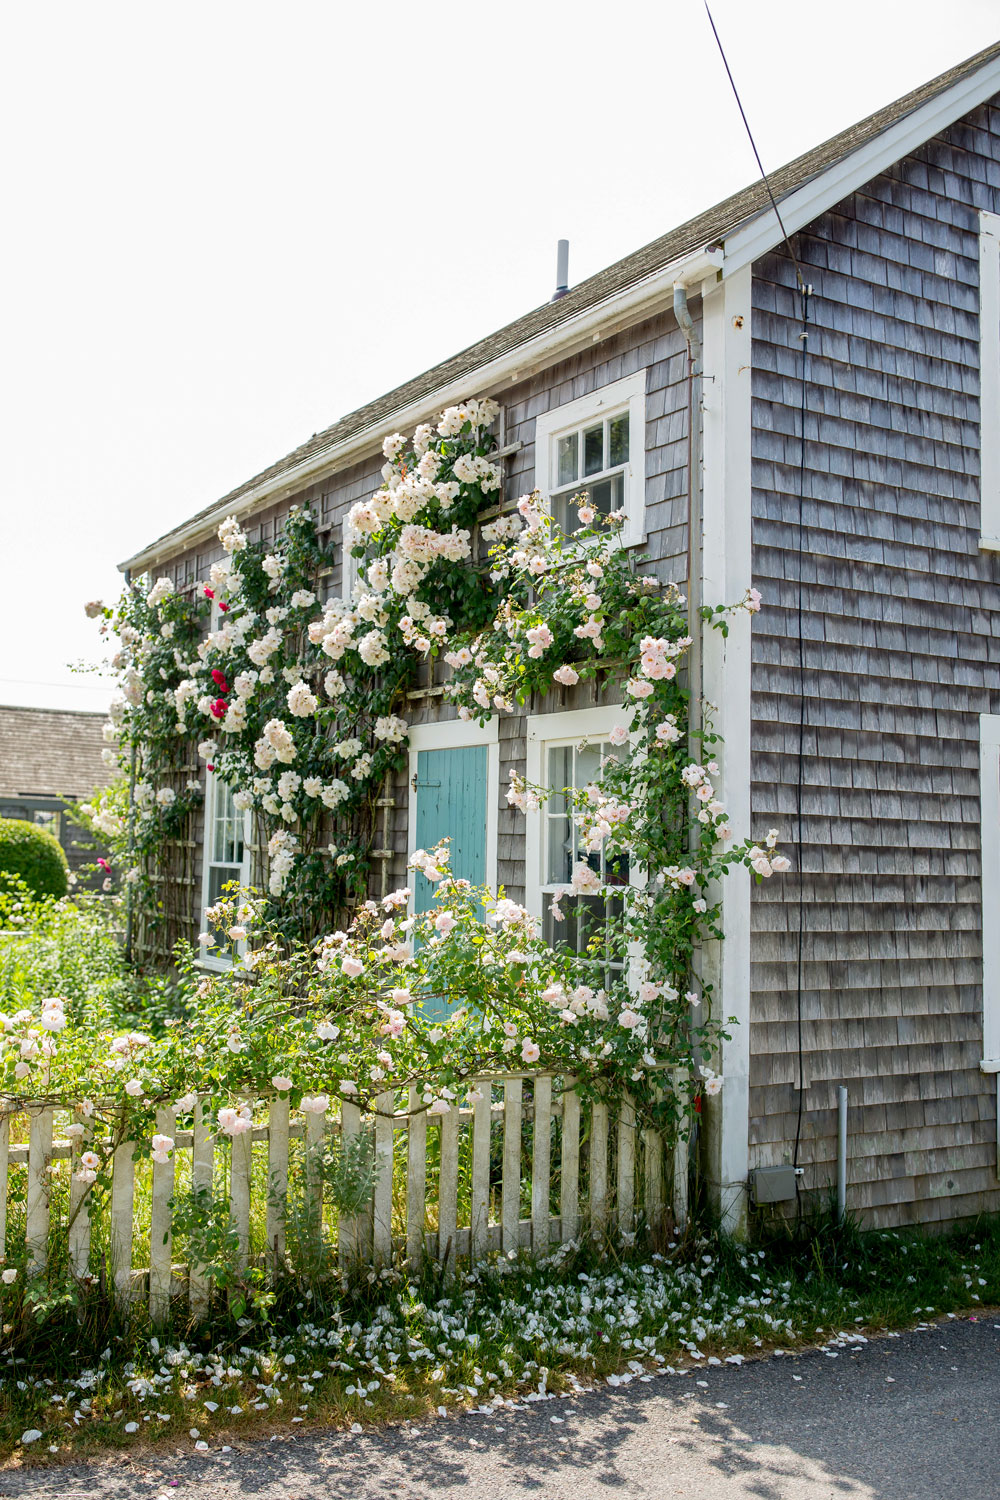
[533,370,646,548]
[980,211,1000,549]
[200,772,250,963]
[525,706,632,981]
[342,515,361,601]
[200,595,251,964]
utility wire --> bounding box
[703,2,815,1208]
[703,3,808,293]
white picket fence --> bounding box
[2,1072,687,1322]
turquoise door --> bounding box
[413,745,488,1018]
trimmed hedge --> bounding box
[0,818,69,900]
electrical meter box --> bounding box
[750,1165,797,1204]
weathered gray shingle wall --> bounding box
[749,98,1000,1226]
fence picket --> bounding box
[560,1081,580,1243]
[230,1128,252,1274]
[68,1122,93,1280]
[149,1107,174,1323]
[189,1098,214,1318]
[372,1091,394,1264]
[437,1106,459,1267]
[470,1081,491,1260]
[590,1100,609,1231]
[532,1076,552,1250]
[643,1122,664,1237]
[26,1107,53,1274]
[406,1087,426,1271]
[672,1068,688,1229]
[110,1136,136,1302]
[501,1077,522,1252]
[339,1100,360,1268]
[267,1093,290,1268]
[616,1096,636,1233]
[0,1112,9,1262]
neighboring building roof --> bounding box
[0,706,112,801]
[123,38,1000,573]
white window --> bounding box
[342,515,361,601]
[533,370,646,548]
[524,705,634,980]
[200,771,251,967]
[980,714,1000,1072]
[980,211,1000,550]
[199,596,251,966]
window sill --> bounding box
[979,536,1000,553]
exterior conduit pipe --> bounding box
[837,1086,849,1223]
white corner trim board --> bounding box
[980,714,1000,1069]
[699,264,754,1235]
[979,212,1000,551]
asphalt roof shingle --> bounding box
[0,706,113,801]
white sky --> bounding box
[1,0,997,713]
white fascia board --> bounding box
[120,247,725,575]
[722,55,1000,276]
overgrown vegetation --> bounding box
[0,821,68,903]
[2,1212,998,1463]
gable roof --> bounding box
[0,706,112,801]
[123,37,1000,574]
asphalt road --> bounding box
[2,1315,998,1500]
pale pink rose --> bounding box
[609,725,629,746]
[341,955,365,978]
[433,912,456,937]
[520,1039,540,1064]
[553,665,579,686]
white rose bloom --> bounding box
[146,577,174,608]
[286,681,318,718]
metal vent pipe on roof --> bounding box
[550,240,570,301]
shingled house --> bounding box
[0,705,112,883]
[121,41,1000,1231]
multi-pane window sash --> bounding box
[548,409,630,536]
[541,737,629,983]
[205,776,244,922]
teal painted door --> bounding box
[414,746,488,1018]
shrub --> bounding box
[0,818,68,901]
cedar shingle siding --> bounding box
[748,98,1000,1226]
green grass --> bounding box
[3,1210,1000,1466]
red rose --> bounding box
[211,670,229,692]
[210,698,227,720]
[203,586,215,599]
[218,601,229,613]
[206,764,215,772]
